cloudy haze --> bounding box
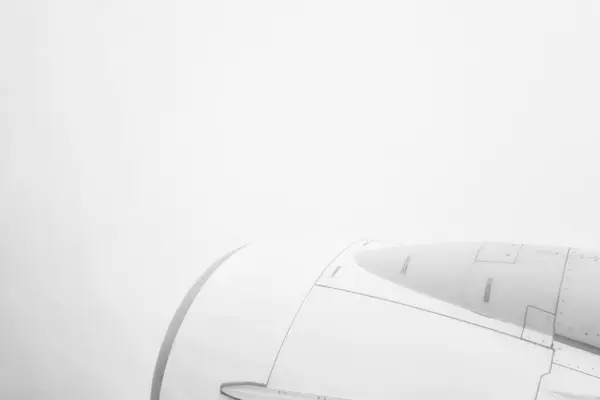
[1,1,600,399]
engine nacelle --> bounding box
[152,240,600,400]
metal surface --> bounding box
[220,382,351,400]
[321,243,523,337]
[351,243,568,339]
[155,240,600,399]
[158,240,351,400]
[522,306,554,347]
[268,285,552,400]
[553,339,600,379]
[461,245,567,331]
[264,243,355,386]
[475,243,522,264]
[150,245,247,400]
[556,249,600,349]
[537,364,600,400]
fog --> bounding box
[1,1,599,399]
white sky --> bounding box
[1,1,600,399]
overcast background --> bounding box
[2,1,600,399]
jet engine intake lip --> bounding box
[150,245,248,400]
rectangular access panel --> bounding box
[475,243,522,264]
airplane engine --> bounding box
[151,240,600,400]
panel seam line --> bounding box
[265,241,358,386]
